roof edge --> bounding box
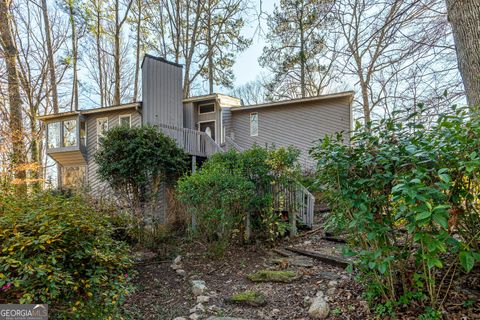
[231,91,355,112]
[37,102,141,121]
[141,54,183,69]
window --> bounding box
[80,121,86,147]
[119,114,131,127]
[97,117,109,145]
[47,122,60,148]
[198,103,215,114]
[250,112,258,137]
[63,120,77,147]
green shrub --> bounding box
[0,191,133,319]
[177,145,301,254]
[95,125,188,213]
[311,105,480,314]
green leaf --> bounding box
[427,257,443,269]
[460,251,475,272]
[438,173,451,183]
[415,211,431,221]
[432,214,448,229]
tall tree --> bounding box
[259,0,333,99]
[0,0,27,191]
[65,0,79,111]
[446,0,480,106]
[41,0,59,113]
[113,0,133,105]
[132,0,143,102]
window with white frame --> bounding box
[119,114,131,127]
[47,122,61,148]
[250,112,258,137]
[97,117,109,146]
[198,103,215,114]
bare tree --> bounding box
[113,0,133,105]
[41,0,59,113]
[231,77,269,105]
[446,0,480,106]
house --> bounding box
[38,54,353,227]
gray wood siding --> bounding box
[221,108,232,143]
[86,110,142,196]
[142,56,183,127]
[183,102,196,129]
[230,97,351,171]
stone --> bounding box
[176,269,186,276]
[247,269,299,283]
[191,280,206,296]
[173,318,187,320]
[189,303,205,314]
[326,287,336,296]
[189,314,199,320]
[327,280,338,287]
[308,291,330,319]
[196,295,210,303]
[272,256,314,268]
[206,318,247,320]
[171,264,182,270]
[174,255,182,265]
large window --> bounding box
[198,103,215,114]
[63,120,77,147]
[97,118,109,145]
[47,122,61,148]
[250,112,258,137]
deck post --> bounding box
[245,211,251,243]
[191,155,197,231]
[289,200,297,237]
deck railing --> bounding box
[224,135,244,152]
[271,180,315,229]
[156,123,223,157]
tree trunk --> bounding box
[207,0,214,94]
[68,0,79,111]
[133,0,142,102]
[41,0,59,113]
[0,0,27,193]
[446,0,480,106]
[114,0,121,105]
[299,12,305,98]
[95,0,104,107]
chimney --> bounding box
[141,54,183,127]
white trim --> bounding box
[198,102,216,115]
[197,119,217,142]
[119,114,131,127]
[96,117,109,147]
[250,112,258,137]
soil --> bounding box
[123,229,480,320]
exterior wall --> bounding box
[142,56,183,127]
[221,108,232,144]
[194,99,219,143]
[183,102,196,129]
[85,109,142,196]
[230,96,352,171]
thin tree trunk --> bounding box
[95,0,104,107]
[0,0,27,193]
[299,6,305,98]
[68,0,79,111]
[207,0,213,94]
[133,0,142,102]
[41,0,59,113]
[446,0,480,106]
[114,0,121,105]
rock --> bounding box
[191,280,206,296]
[308,291,330,319]
[171,264,182,270]
[196,295,210,303]
[227,290,267,307]
[272,256,314,268]
[327,280,338,287]
[174,255,182,265]
[326,287,335,296]
[173,318,187,320]
[189,314,199,320]
[303,240,312,246]
[176,269,186,276]
[189,303,205,314]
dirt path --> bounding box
[123,231,370,320]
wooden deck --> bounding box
[156,123,223,157]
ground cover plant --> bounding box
[0,190,133,319]
[312,105,480,317]
[177,145,301,255]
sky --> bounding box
[231,0,278,86]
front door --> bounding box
[199,121,215,141]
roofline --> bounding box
[141,54,183,69]
[183,93,241,104]
[37,102,141,121]
[230,91,355,112]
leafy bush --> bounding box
[0,191,133,319]
[177,145,300,254]
[311,106,480,314]
[95,125,188,213]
